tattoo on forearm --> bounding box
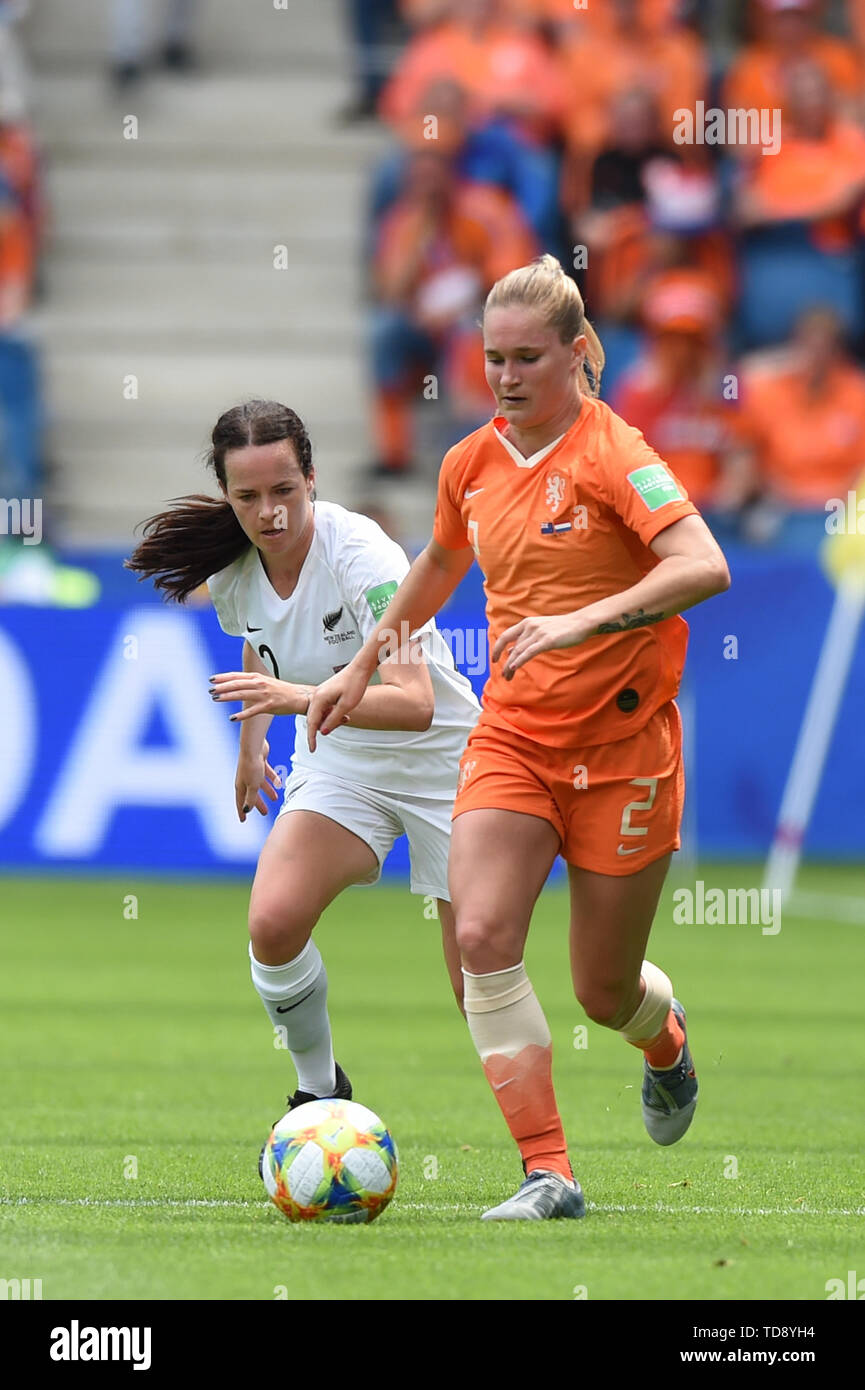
[596,608,665,634]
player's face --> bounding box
[484,306,586,429]
[221,439,314,553]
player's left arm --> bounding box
[209,633,436,732]
[494,514,730,679]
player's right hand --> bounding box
[306,664,369,751]
[235,738,282,822]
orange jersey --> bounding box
[742,118,865,231]
[0,201,34,295]
[433,395,698,748]
[375,180,537,305]
[559,25,707,155]
[722,37,864,122]
[739,360,865,505]
[378,20,569,143]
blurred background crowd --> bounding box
[350,0,865,551]
[0,0,49,601]
[1,0,864,600]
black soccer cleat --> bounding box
[285,1061,353,1113]
[258,1063,353,1180]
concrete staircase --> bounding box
[20,0,438,550]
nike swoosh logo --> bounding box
[617,845,644,856]
[275,987,316,1014]
[464,488,485,499]
[492,1077,515,1091]
[246,624,263,633]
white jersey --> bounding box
[207,501,480,798]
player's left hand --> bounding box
[209,671,302,719]
[493,613,589,680]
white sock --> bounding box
[249,940,335,1096]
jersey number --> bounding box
[257,643,280,680]
[618,777,658,838]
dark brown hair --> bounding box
[125,400,314,602]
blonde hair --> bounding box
[484,253,605,398]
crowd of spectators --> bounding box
[0,1,111,603]
[0,1,203,603]
[349,0,865,542]
[0,0,57,601]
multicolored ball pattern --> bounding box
[261,1098,398,1224]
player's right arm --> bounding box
[235,641,282,822]
[306,538,474,748]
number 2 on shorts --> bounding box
[619,777,659,838]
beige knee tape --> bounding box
[619,960,673,1044]
[462,962,551,1061]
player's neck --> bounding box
[499,394,583,460]
[258,507,316,599]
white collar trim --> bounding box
[494,426,567,469]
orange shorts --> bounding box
[453,700,684,876]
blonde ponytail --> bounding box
[484,253,605,397]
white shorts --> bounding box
[276,766,452,900]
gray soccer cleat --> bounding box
[641,998,698,1146]
[481,1169,586,1221]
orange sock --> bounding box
[633,1008,685,1070]
[482,1044,572,1182]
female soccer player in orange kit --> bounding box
[307,255,730,1221]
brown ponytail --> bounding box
[125,400,314,603]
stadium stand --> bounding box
[2,0,863,568]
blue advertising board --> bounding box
[0,545,862,872]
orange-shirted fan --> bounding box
[0,201,34,317]
[373,168,537,471]
[433,393,698,747]
[558,20,707,156]
[724,0,864,121]
[741,117,865,233]
[0,127,39,210]
[614,270,741,507]
[379,13,569,143]
[739,358,865,506]
[375,177,537,300]
[583,218,735,333]
[739,115,865,251]
[725,39,863,113]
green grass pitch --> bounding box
[1,865,863,1301]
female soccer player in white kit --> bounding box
[127,400,480,1135]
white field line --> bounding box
[2,1196,863,1217]
[785,892,865,924]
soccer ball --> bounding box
[261,1098,398,1224]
